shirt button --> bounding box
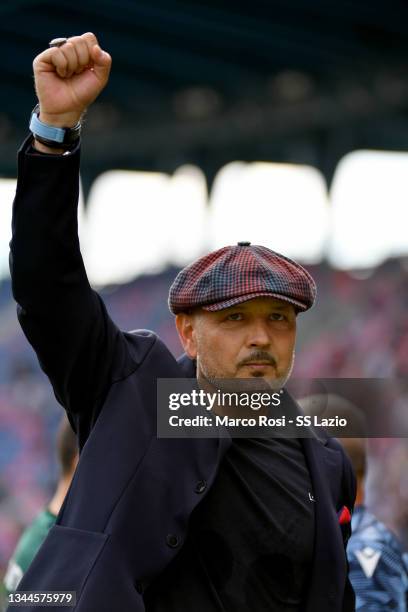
[166,534,180,548]
[195,480,207,494]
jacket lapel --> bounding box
[280,391,348,611]
[301,433,347,611]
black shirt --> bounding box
[145,436,315,611]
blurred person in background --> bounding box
[342,437,408,611]
[7,33,357,612]
[2,416,78,595]
[300,394,408,611]
[340,438,408,612]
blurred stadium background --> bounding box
[0,0,408,592]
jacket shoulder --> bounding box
[122,328,183,371]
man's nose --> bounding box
[246,320,273,348]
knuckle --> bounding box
[75,41,88,57]
[66,37,83,56]
[33,51,46,68]
[82,31,97,42]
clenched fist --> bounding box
[33,32,112,128]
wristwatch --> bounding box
[29,104,81,149]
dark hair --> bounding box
[56,416,78,476]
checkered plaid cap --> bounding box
[168,242,316,314]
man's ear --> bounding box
[175,312,198,359]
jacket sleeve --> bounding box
[9,137,134,429]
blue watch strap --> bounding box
[29,112,67,143]
[29,104,81,148]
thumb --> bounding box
[91,45,112,82]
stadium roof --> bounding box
[2,0,408,186]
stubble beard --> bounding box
[197,351,295,393]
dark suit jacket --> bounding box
[8,137,356,612]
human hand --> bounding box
[33,32,112,128]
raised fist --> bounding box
[33,32,112,128]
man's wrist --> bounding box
[29,105,82,152]
[32,138,65,155]
[38,111,83,128]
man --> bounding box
[8,33,356,611]
[345,438,408,611]
[300,393,408,611]
[3,417,78,594]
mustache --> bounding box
[238,351,277,368]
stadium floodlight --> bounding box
[0,179,15,281]
[208,161,329,264]
[83,168,207,287]
[328,150,408,269]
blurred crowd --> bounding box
[0,256,407,582]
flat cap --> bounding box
[168,242,316,314]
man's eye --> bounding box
[270,313,285,321]
[227,313,243,321]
